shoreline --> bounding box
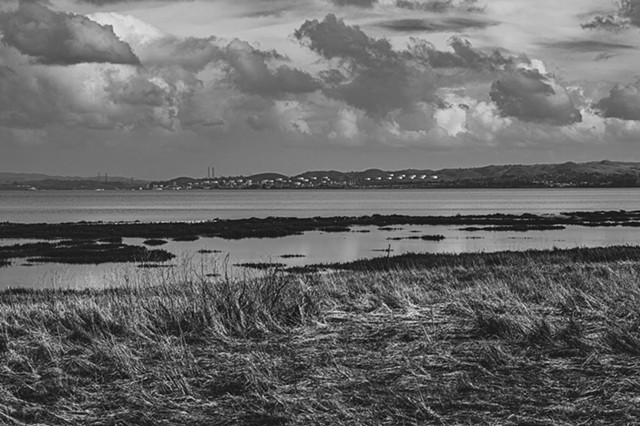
[2,210,640,241]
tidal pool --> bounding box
[2,224,640,289]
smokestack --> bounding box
[212,166,215,178]
[207,167,210,179]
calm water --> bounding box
[2,188,640,289]
[2,188,640,223]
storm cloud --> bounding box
[595,83,640,120]
[490,68,582,125]
[0,1,139,65]
[582,0,640,31]
[225,40,320,96]
[295,14,437,116]
[408,37,515,71]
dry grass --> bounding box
[2,248,640,424]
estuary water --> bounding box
[2,188,640,223]
[1,188,640,289]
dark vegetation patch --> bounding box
[235,262,286,270]
[461,225,566,232]
[197,249,222,254]
[387,234,445,241]
[172,235,200,242]
[143,239,168,246]
[0,241,175,264]
[0,259,10,267]
[137,263,175,269]
[2,248,640,424]
[319,226,351,233]
[280,254,306,259]
[3,210,639,241]
[98,236,122,243]
[290,245,640,273]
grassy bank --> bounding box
[2,209,640,241]
[2,247,640,424]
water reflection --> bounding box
[2,224,640,289]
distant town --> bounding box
[2,160,640,191]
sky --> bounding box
[1,0,640,179]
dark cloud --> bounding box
[323,67,435,117]
[140,36,224,72]
[104,73,167,107]
[594,52,617,61]
[295,14,395,68]
[396,0,483,13]
[594,83,640,120]
[0,63,60,128]
[540,39,635,52]
[582,0,640,31]
[0,1,139,65]
[331,0,377,8]
[225,39,320,96]
[490,69,582,125]
[407,37,515,71]
[295,14,437,116]
[377,17,497,33]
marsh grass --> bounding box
[2,248,640,424]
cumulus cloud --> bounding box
[87,13,226,73]
[294,13,582,136]
[0,1,139,65]
[408,37,515,71]
[490,62,582,126]
[0,2,596,156]
[0,5,326,136]
[88,12,167,47]
[329,108,361,141]
[225,40,320,96]
[295,14,437,116]
[434,91,511,139]
[594,83,640,120]
[582,0,640,31]
[0,60,61,128]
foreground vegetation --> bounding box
[3,247,640,424]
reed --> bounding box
[2,247,640,424]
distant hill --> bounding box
[285,160,640,184]
[0,172,145,184]
[284,160,640,188]
[4,160,640,190]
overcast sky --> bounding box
[1,0,640,179]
